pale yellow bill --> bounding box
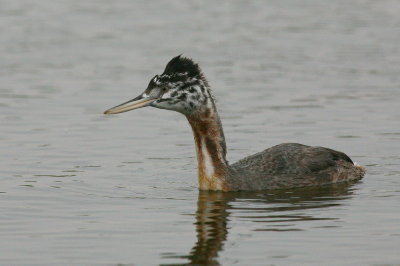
[104,97,157,114]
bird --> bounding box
[104,55,365,191]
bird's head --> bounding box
[104,55,214,116]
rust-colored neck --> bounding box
[186,107,230,191]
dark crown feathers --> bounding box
[163,55,202,78]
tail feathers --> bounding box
[353,162,366,178]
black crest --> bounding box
[163,55,202,78]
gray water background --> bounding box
[1,1,400,265]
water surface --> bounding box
[1,1,400,265]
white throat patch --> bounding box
[201,139,215,180]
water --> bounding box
[1,1,400,265]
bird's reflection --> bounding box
[162,183,357,265]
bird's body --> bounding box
[104,56,365,191]
[230,143,364,190]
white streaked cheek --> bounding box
[153,100,187,113]
[153,101,173,110]
[159,90,174,100]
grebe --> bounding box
[104,56,365,191]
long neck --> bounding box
[186,103,231,191]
